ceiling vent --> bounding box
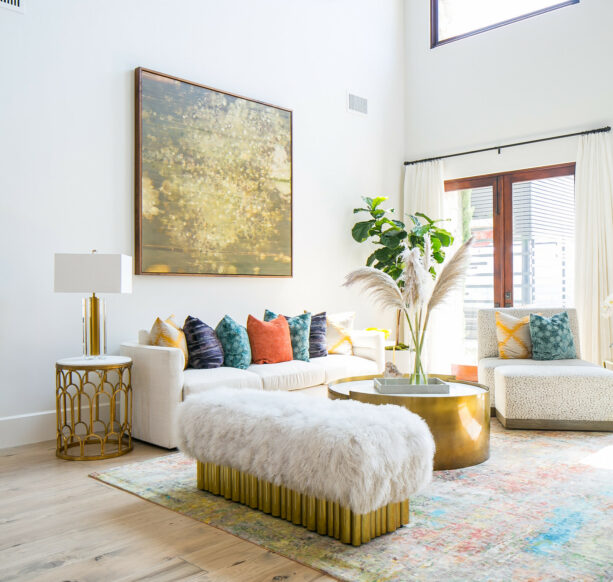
[1,0,24,13]
[347,92,368,115]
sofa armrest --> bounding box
[120,341,184,449]
[348,330,385,374]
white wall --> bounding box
[0,0,405,446]
[404,0,613,180]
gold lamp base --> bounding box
[83,293,106,356]
[197,461,409,546]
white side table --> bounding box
[56,356,133,460]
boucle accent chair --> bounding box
[177,388,435,545]
[478,307,613,430]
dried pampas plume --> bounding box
[400,247,430,309]
[343,267,404,312]
[427,237,474,313]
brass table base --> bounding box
[56,358,132,461]
[197,461,408,546]
[328,374,490,471]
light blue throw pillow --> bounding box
[215,315,251,369]
[529,312,577,361]
[264,310,311,362]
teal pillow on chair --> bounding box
[215,315,251,369]
[529,312,577,360]
[264,310,311,362]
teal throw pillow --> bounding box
[215,315,251,369]
[264,310,311,362]
[529,312,577,361]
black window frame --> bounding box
[431,0,579,48]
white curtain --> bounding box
[403,160,453,373]
[575,132,613,364]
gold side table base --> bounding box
[56,356,133,461]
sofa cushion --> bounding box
[311,354,379,383]
[247,314,293,364]
[248,360,326,391]
[264,310,311,362]
[215,315,251,370]
[183,315,224,369]
[183,367,263,397]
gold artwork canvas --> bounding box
[135,68,292,276]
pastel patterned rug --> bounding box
[91,421,613,582]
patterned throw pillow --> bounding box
[215,315,252,369]
[308,312,328,358]
[530,312,577,361]
[149,316,189,369]
[247,314,293,364]
[183,316,224,369]
[495,312,533,359]
[264,310,311,362]
[327,320,353,355]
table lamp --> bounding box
[54,251,133,356]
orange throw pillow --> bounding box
[247,315,293,364]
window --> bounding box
[431,0,579,47]
[443,163,575,364]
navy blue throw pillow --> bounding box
[183,316,224,369]
[309,312,328,358]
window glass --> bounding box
[435,0,578,45]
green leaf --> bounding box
[432,230,452,246]
[352,220,375,242]
[366,252,377,266]
[353,207,369,214]
[430,237,442,251]
[412,224,430,237]
[371,196,388,209]
[371,209,385,219]
[391,219,405,228]
[380,229,407,248]
[407,214,420,226]
[362,196,373,208]
[433,251,444,263]
[415,212,434,224]
[374,247,394,261]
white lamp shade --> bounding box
[54,253,133,294]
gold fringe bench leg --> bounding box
[195,461,409,546]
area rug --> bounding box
[91,421,613,582]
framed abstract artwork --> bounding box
[135,68,292,276]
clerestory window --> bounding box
[431,0,579,47]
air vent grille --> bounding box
[1,0,24,13]
[348,93,368,115]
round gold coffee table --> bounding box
[328,375,490,471]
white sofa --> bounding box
[478,307,613,430]
[120,328,385,448]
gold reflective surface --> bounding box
[328,374,490,471]
[56,360,132,461]
[196,461,408,546]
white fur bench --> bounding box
[177,388,435,545]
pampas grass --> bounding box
[344,237,474,381]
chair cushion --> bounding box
[311,354,379,383]
[183,367,263,397]
[530,312,577,360]
[248,360,326,391]
[495,311,532,359]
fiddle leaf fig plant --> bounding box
[352,196,454,282]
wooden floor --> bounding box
[0,440,334,582]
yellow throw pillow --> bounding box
[327,320,353,355]
[150,315,189,369]
[495,311,532,359]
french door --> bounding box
[444,163,575,363]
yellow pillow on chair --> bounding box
[495,311,532,359]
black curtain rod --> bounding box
[404,126,611,166]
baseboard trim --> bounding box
[496,411,613,431]
[1,402,112,449]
